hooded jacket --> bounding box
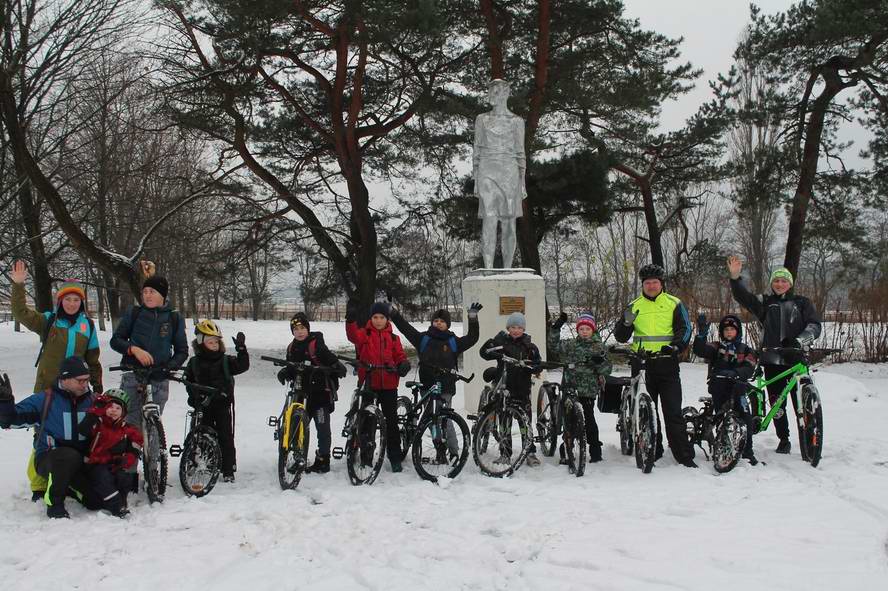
[345,319,408,391]
[693,315,758,393]
[77,397,144,471]
[283,332,347,412]
[479,331,541,398]
[0,385,95,460]
[110,304,188,369]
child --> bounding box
[277,312,347,474]
[479,312,542,466]
[548,312,612,463]
[78,388,143,517]
[110,272,188,426]
[345,300,411,472]
[692,313,758,465]
[183,320,249,482]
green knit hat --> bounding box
[769,267,794,286]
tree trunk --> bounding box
[14,164,53,312]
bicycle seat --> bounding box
[542,381,558,387]
[482,367,500,383]
[698,395,712,403]
[405,381,421,389]
[605,375,631,386]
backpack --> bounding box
[419,333,458,356]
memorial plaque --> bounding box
[499,296,525,315]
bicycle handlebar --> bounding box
[417,362,474,383]
[336,355,399,373]
[538,356,605,371]
[260,355,341,373]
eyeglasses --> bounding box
[73,377,91,384]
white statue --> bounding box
[473,79,526,269]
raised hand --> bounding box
[696,313,709,336]
[9,260,27,285]
[345,298,359,323]
[467,302,483,320]
[232,332,246,352]
[139,259,156,279]
[727,256,742,280]
[0,373,13,403]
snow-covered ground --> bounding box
[0,318,886,590]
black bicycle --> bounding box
[536,359,605,477]
[682,376,749,474]
[109,364,174,503]
[168,379,225,497]
[397,365,474,482]
[470,352,537,478]
[332,357,394,486]
[261,356,342,489]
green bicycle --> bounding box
[746,347,836,468]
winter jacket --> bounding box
[110,304,188,369]
[389,310,479,394]
[613,290,692,354]
[547,330,612,398]
[730,277,822,365]
[692,320,757,394]
[479,331,542,398]
[183,341,249,407]
[11,282,102,393]
[345,319,408,391]
[282,332,347,412]
[77,397,144,471]
[0,386,95,460]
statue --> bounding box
[473,79,526,269]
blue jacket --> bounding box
[0,386,96,460]
[110,304,188,369]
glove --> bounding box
[622,308,637,327]
[781,338,801,349]
[797,330,815,347]
[660,345,676,357]
[696,313,709,336]
[396,360,411,377]
[467,302,483,321]
[345,298,359,322]
[335,362,348,379]
[232,332,246,352]
[552,312,568,330]
[0,373,14,404]
[277,367,290,385]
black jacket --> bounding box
[693,331,757,394]
[283,332,346,413]
[479,331,541,398]
[184,341,250,407]
[730,277,822,365]
[390,311,479,394]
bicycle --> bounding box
[606,347,663,474]
[745,346,834,468]
[681,376,749,473]
[332,357,394,486]
[469,352,537,478]
[167,379,225,497]
[262,355,341,490]
[109,364,173,503]
[535,358,607,477]
[397,365,474,483]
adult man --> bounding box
[0,357,100,518]
[613,264,696,467]
[727,256,821,453]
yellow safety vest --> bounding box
[629,292,683,353]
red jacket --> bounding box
[345,319,407,390]
[79,399,144,471]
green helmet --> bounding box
[104,388,130,412]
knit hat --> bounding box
[718,315,743,342]
[769,267,794,287]
[505,312,526,329]
[290,312,310,332]
[431,309,452,328]
[576,313,597,333]
[104,388,130,414]
[58,356,90,380]
[142,275,169,300]
[56,280,86,304]
[369,301,391,319]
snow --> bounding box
[1,318,887,590]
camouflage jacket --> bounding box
[547,330,611,398]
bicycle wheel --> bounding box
[563,399,586,477]
[143,415,168,503]
[634,393,657,474]
[712,411,746,474]
[536,385,558,457]
[278,408,310,490]
[799,385,824,467]
[412,410,471,482]
[179,427,222,497]
[618,388,633,456]
[472,405,532,478]
[346,405,387,486]
[396,395,415,457]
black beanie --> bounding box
[142,275,169,300]
[369,301,390,319]
[432,309,451,328]
[58,356,90,380]
[290,312,310,332]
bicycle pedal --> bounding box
[331,447,345,460]
[267,416,279,428]
[168,445,183,457]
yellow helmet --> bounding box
[195,319,222,338]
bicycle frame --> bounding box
[747,362,810,433]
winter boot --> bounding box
[525,453,541,467]
[307,454,330,474]
[222,473,236,483]
[558,443,569,465]
[46,502,70,519]
[776,438,791,454]
[588,443,603,463]
[31,490,45,503]
[390,459,403,473]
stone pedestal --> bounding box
[460,268,547,414]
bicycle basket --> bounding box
[597,375,630,414]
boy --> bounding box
[479,312,542,466]
[184,320,249,482]
[548,312,612,462]
[345,300,411,472]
